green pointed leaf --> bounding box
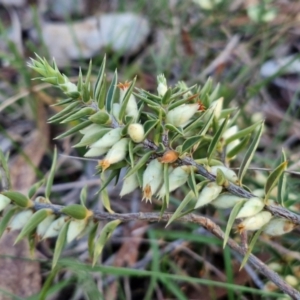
[219,107,238,120]
[238,123,264,184]
[97,169,119,194]
[52,220,69,269]
[134,93,159,106]
[105,70,117,113]
[2,191,32,208]
[181,136,201,154]
[45,147,58,199]
[48,109,80,124]
[80,186,88,207]
[77,68,83,92]
[240,228,264,270]
[61,107,96,123]
[100,179,114,214]
[225,121,262,145]
[125,151,154,179]
[199,108,215,136]
[28,179,45,199]
[209,83,220,102]
[0,149,11,190]
[144,120,158,137]
[163,163,170,207]
[128,140,134,168]
[166,191,195,227]
[187,168,198,197]
[165,124,183,135]
[223,200,245,248]
[89,111,111,125]
[94,55,106,103]
[54,120,92,140]
[135,89,161,101]
[85,60,93,86]
[93,219,121,266]
[264,161,288,203]
[161,88,172,105]
[51,98,73,107]
[119,78,137,120]
[88,223,98,259]
[278,150,287,206]
[97,75,107,110]
[0,207,18,238]
[38,268,59,300]
[200,77,213,98]
[73,128,110,147]
[15,209,51,243]
[207,116,228,162]
[48,102,79,121]
[226,134,250,159]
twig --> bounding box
[33,202,300,299]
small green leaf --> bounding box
[2,191,32,208]
[89,111,111,125]
[163,163,170,207]
[161,88,172,105]
[61,107,96,123]
[88,223,98,259]
[94,55,106,106]
[200,77,213,99]
[15,209,51,243]
[124,151,154,179]
[100,179,114,214]
[93,220,121,266]
[97,75,107,110]
[264,161,288,203]
[187,168,198,197]
[207,116,228,162]
[219,107,238,119]
[181,136,201,154]
[209,83,220,102]
[128,140,134,168]
[0,207,18,238]
[278,150,287,206]
[28,179,45,199]
[240,228,264,270]
[0,149,11,190]
[223,200,245,248]
[238,123,264,184]
[105,70,117,113]
[119,78,137,120]
[51,97,73,107]
[144,120,158,137]
[80,186,88,207]
[97,169,119,193]
[45,147,58,199]
[165,124,183,135]
[199,108,215,136]
[225,121,262,145]
[52,220,69,269]
[48,102,79,122]
[73,128,110,147]
[54,120,92,140]
[61,204,89,220]
[226,134,250,159]
[134,93,159,106]
[166,191,195,227]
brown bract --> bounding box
[117,81,131,90]
[159,150,179,163]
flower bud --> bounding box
[210,166,239,185]
[61,204,91,220]
[84,147,109,157]
[285,275,298,287]
[43,216,67,239]
[166,103,199,127]
[120,173,139,197]
[267,262,282,273]
[2,191,33,208]
[236,197,264,219]
[99,138,129,170]
[142,159,163,202]
[263,218,295,236]
[37,214,56,239]
[237,211,272,233]
[195,182,223,208]
[159,150,179,164]
[91,128,122,148]
[157,74,168,96]
[7,210,33,231]
[128,123,145,143]
[67,219,87,243]
[0,194,11,212]
[158,166,191,199]
[211,193,243,209]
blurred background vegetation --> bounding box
[1,0,300,299]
